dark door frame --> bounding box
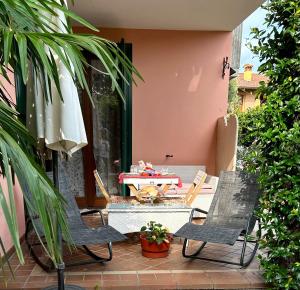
[119,39,133,196]
[76,53,101,208]
[77,42,133,208]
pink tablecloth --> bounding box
[118,173,183,188]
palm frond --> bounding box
[0,0,142,105]
[0,100,72,266]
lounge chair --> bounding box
[175,171,261,267]
[25,184,126,272]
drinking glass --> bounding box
[130,165,138,174]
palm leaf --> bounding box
[15,33,28,83]
[0,103,72,266]
[3,29,13,65]
[0,142,23,263]
[0,0,142,104]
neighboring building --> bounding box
[237,64,268,112]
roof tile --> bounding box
[237,73,268,89]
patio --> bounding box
[0,0,298,289]
[1,215,266,290]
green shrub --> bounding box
[237,106,264,147]
[236,107,264,171]
[243,0,300,288]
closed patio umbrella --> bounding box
[27,62,87,155]
[26,2,87,289]
[26,1,87,155]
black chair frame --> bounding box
[182,208,261,268]
[25,209,113,272]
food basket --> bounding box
[135,186,162,204]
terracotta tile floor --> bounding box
[0,216,267,289]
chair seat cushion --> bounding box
[175,222,243,245]
[69,225,127,246]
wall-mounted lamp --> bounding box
[222,56,230,79]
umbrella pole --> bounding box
[43,151,84,290]
[53,151,65,290]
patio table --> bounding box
[118,173,182,196]
[107,202,191,234]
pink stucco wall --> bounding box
[1,28,231,252]
[0,73,26,253]
[0,177,25,253]
[76,28,231,175]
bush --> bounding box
[236,107,264,171]
[243,0,300,288]
[237,106,264,147]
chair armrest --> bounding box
[189,208,208,222]
[80,209,106,225]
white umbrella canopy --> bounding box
[26,64,87,155]
[26,0,87,155]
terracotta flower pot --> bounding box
[140,235,171,258]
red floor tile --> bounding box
[0,230,267,290]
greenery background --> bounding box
[238,0,300,288]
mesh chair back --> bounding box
[205,171,260,231]
[23,178,83,233]
[56,165,90,230]
[62,190,86,230]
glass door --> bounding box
[80,43,132,207]
[91,58,122,196]
[58,43,132,208]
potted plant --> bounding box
[140,221,172,258]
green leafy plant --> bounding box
[0,0,141,105]
[140,221,171,245]
[242,0,300,288]
[237,106,265,147]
